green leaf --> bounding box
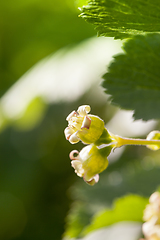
[13,97,47,130]
[82,194,148,235]
[102,33,160,121]
[75,0,89,8]
[80,0,160,39]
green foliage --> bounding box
[0,193,27,239]
[64,192,148,238]
[2,0,160,239]
[0,0,95,97]
[102,33,160,120]
[80,0,160,39]
[64,202,92,238]
[75,0,89,8]
[82,194,148,235]
[14,97,47,130]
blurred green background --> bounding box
[0,1,95,239]
[1,1,160,240]
[0,0,94,96]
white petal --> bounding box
[149,192,160,204]
[64,127,75,140]
[79,144,92,162]
[81,115,91,129]
[69,132,79,144]
[66,110,78,121]
[77,105,91,116]
[71,160,84,177]
[84,174,99,186]
[142,216,159,237]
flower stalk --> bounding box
[112,135,160,149]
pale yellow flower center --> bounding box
[68,115,84,131]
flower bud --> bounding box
[146,131,160,150]
[64,105,108,145]
[69,144,112,185]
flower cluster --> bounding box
[64,105,113,185]
[64,105,160,186]
[142,192,160,240]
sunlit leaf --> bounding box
[102,34,160,120]
[14,97,47,130]
[82,194,148,235]
[80,0,160,39]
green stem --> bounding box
[113,135,160,148]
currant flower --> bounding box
[64,105,109,145]
[69,144,112,185]
[142,217,160,240]
[142,192,160,240]
[143,192,160,222]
